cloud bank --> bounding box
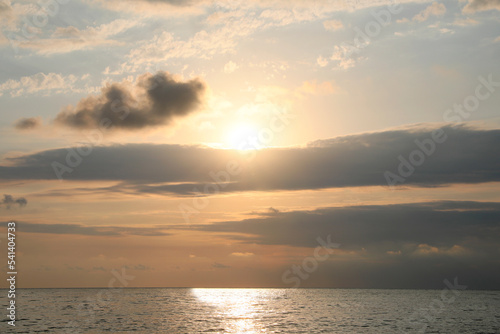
[1,221,169,236]
[1,125,499,193]
[183,200,500,289]
[187,201,500,251]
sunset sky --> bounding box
[1,0,499,289]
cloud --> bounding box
[212,262,231,269]
[463,0,500,13]
[54,71,206,131]
[452,17,479,26]
[298,80,339,95]
[116,0,416,74]
[12,19,138,55]
[1,125,499,192]
[185,201,500,250]
[0,73,82,97]
[94,0,435,17]
[112,0,432,74]
[9,221,171,236]
[231,252,254,257]
[1,194,27,208]
[412,2,446,22]
[179,200,500,289]
[0,0,34,43]
[93,0,208,16]
[14,117,42,130]
[317,55,329,67]
[323,19,343,31]
[223,61,239,74]
[121,16,265,72]
[330,44,365,70]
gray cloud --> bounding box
[1,194,27,208]
[212,262,231,269]
[5,221,171,236]
[463,0,500,13]
[185,201,500,251]
[54,71,206,130]
[183,201,500,289]
[1,125,499,194]
[0,1,12,15]
[14,117,42,130]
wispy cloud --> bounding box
[14,117,42,130]
[0,72,85,97]
[323,19,344,31]
[463,0,500,13]
[413,2,446,22]
[10,221,171,236]
[13,19,138,55]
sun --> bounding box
[225,122,262,150]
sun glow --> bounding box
[225,122,262,150]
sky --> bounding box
[0,0,499,289]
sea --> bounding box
[2,288,499,333]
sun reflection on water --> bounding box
[191,288,282,333]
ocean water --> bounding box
[3,288,499,333]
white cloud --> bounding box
[230,252,254,257]
[330,44,366,70]
[317,55,329,67]
[123,19,257,72]
[452,17,479,26]
[323,19,344,31]
[12,19,138,55]
[439,28,454,34]
[463,0,500,13]
[223,61,239,74]
[0,72,80,97]
[412,2,446,22]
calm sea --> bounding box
[2,288,499,333]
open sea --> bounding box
[2,288,499,333]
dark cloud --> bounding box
[184,201,500,251]
[7,221,171,236]
[54,71,206,130]
[183,201,500,289]
[14,117,42,130]
[463,0,500,13]
[1,194,27,208]
[1,125,499,194]
[212,262,231,269]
